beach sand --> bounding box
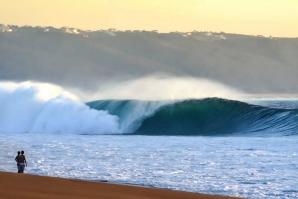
[0,172,242,199]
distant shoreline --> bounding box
[0,171,242,199]
[1,24,298,96]
[1,23,297,39]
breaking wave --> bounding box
[1,81,298,136]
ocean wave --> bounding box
[88,98,298,136]
[1,81,297,136]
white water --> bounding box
[1,134,297,199]
[0,81,120,134]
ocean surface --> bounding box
[1,88,298,198]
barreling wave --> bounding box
[88,98,298,136]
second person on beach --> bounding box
[18,151,27,173]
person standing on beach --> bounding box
[18,151,27,173]
[14,151,20,173]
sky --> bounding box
[0,0,298,37]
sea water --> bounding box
[1,82,298,198]
[1,134,298,199]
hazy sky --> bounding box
[0,0,298,37]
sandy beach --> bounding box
[0,172,242,199]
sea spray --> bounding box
[73,75,244,101]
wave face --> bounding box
[88,98,298,136]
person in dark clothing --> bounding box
[18,151,27,173]
[15,151,20,173]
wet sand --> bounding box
[0,172,242,199]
